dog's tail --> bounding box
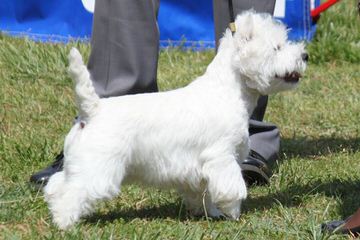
[68,47,100,121]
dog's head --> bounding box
[231,11,308,95]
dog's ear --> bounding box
[236,13,254,41]
[233,14,256,61]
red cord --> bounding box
[311,0,341,18]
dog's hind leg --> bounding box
[202,154,247,220]
[45,156,126,229]
[45,180,93,229]
[44,171,65,198]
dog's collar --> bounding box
[228,0,236,34]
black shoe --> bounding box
[322,220,360,236]
[322,220,346,233]
[241,150,272,186]
[322,210,360,236]
[30,151,64,185]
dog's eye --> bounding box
[245,34,253,41]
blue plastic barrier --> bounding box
[0,0,320,47]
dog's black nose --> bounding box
[301,53,309,62]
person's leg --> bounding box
[88,0,160,97]
[213,0,278,185]
[30,0,160,184]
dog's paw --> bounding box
[220,199,242,220]
[52,212,77,230]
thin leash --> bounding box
[228,0,236,34]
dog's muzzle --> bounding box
[275,71,302,83]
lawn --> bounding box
[1,1,359,239]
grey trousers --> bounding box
[88,0,160,96]
[88,0,280,164]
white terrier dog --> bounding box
[44,11,307,229]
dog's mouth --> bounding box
[276,71,302,83]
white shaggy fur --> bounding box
[44,11,307,229]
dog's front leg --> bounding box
[179,188,224,218]
[202,153,247,220]
[235,136,250,163]
[179,189,204,216]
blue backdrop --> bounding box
[0,0,320,48]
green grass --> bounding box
[307,0,360,63]
[1,1,359,239]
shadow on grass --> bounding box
[243,179,360,218]
[84,201,204,226]
[254,136,360,219]
[85,179,359,226]
[280,137,360,158]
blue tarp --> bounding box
[281,0,320,42]
[0,0,320,48]
[0,0,93,42]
